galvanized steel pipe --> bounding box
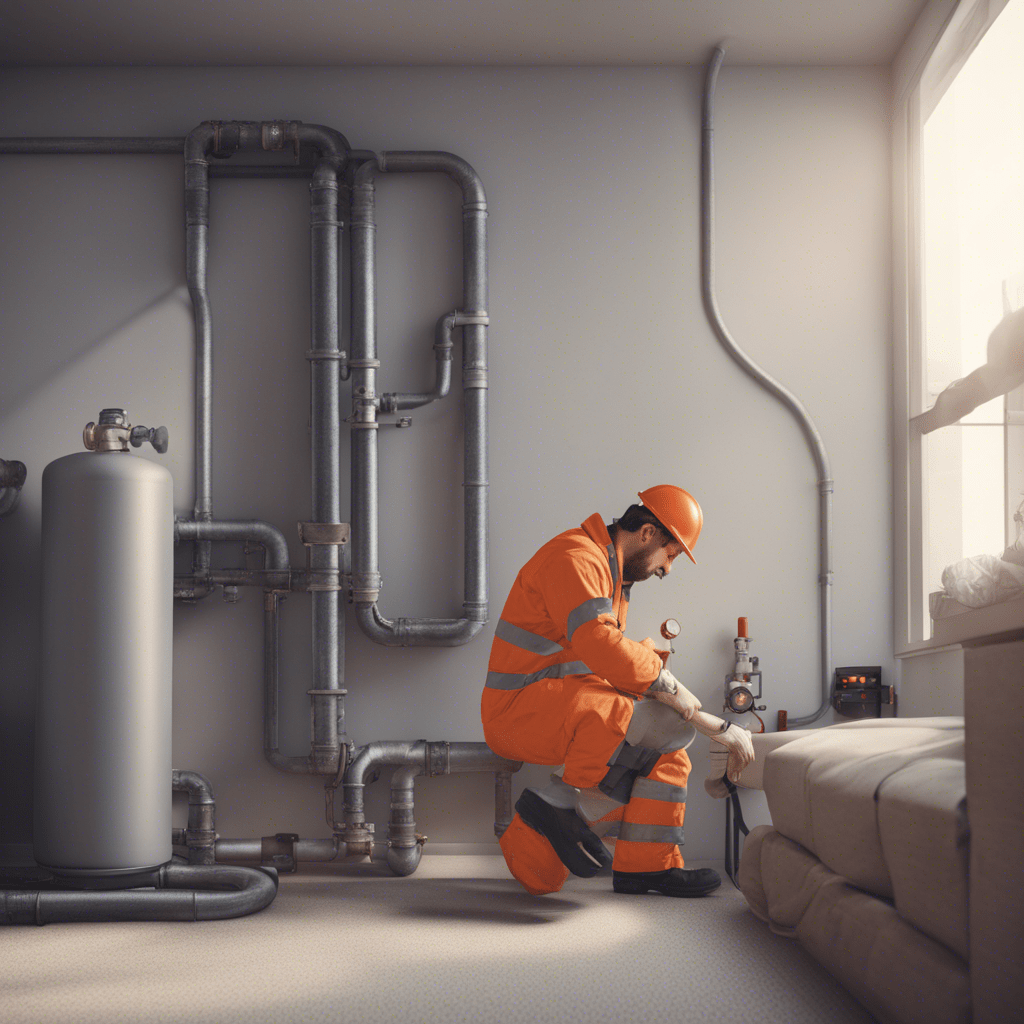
[350,152,489,647]
[701,47,833,725]
[174,518,289,570]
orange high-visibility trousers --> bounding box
[498,703,691,894]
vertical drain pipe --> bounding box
[184,125,216,575]
[308,159,345,772]
[701,47,833,725]
[349,153,489,647]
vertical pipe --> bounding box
[349,161,383,612]
[700,47,833,725]
[308,162,343,772]
[494,770,514,838]
[386,766,423,876]
[184,126,216,573]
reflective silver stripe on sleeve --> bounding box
[616,822,687,845]
[606,542,619,594]
[484,660,593,691]
[629,778,688,803]
[565,596,614,642]
[494,619,564,657]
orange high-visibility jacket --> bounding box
[482,514,663,718]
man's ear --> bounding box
[639,522,657,545]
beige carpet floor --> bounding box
[1,855,877,1024]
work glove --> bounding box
[712,722,755,783]
[646,666,702,721]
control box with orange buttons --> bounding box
[832,666,893,718]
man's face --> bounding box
[622,526,686,583]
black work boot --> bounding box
[613,867,722,897]
[515,789,612,878]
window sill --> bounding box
[897,595,1024,657]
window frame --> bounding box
[893,0,1019,655]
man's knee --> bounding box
[624,698,695,753]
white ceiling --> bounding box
[1,0,928,66]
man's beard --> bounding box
[622,549,656,583]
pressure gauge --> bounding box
[660,618,681,641]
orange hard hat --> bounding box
[637,485,703,564]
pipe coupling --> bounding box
[463,600,489,622]
[463,367,489,389]
[426,741,452,777]
[351,572,382,604]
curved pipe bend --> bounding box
[701,45,833,726]
[0,863,277,925]
[175,518,290,571]
[355,605,484,648]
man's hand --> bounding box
[710,720,755,783]
[646,667,702,721]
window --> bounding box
[902,0,1024,646]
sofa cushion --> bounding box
[876,755,969,959]
[740,825,971,1024]
[762,717,965,899]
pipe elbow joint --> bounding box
[385,844,423,877]
[354,603,483,647]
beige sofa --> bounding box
[721,640,1023,1024]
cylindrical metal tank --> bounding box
[34,410,173,875]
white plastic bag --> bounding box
[941,554,1024,609]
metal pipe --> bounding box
[386,766,424,876]
[494,770,514,839]
[183,124,216,574]
[262,590,312,774]
[350,152,490,647]
[307,160,345,773]
[380,310,457,412]
[174,518,290,570]
[341,739,520,867]
[701,47,833,726]
[0,138,184,155]
[213,837,347,863]
[171,770,217,866]
[0,863,277,925]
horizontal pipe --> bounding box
[0,137,184,155]
[214,838,346,863]
[0,863,277,925]
[174,518,290,571]
[354,605,482,648]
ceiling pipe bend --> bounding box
[701,45,833,726]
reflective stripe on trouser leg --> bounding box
[499,812,570,896]
[612,747,691,873]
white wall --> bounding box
[0,65,892,861]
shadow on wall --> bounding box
[0,286,194,844]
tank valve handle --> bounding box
[130,425,170,454]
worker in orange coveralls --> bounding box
[482,485,755,897]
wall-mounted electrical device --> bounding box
[831,666,894,718]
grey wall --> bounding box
[0,65,892,860]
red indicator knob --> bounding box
[737,617,748,638]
